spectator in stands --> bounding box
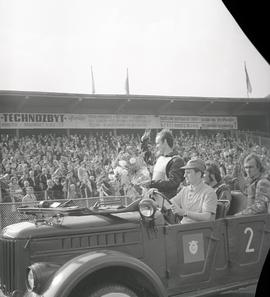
[52,161,67,180]
[22,186,37,207]
[45,179,57,200]
[18,171,32,188]
[52,177,65,200]
[171,159,217,223]
[33,164,42,178]
[9,176,23,204]
[96,168,116,197]
[65,169,78,196]
[22,180,30,196]
[79,176,93,198]
[222,149,247,192]
[235,153,270,215]
[38,167,51,192]
[0,173,10,202]
[1,131,270,206]
[77,161,88,182]
[204,161,231,214]
[2,163,12,176]
[89,175,98,197]
[28,169,43,200]
[142,129,185,199]
[67,183,78,199]
[223,151,234,176]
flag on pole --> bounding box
[244,61,252,96]
[91,65,95,94]
[125,68,130,95]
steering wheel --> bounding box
[145,189,179,224]
[146,189,171,209]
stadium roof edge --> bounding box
[0,90,270,103]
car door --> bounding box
[164,220,222,295]
[226,214,270,281]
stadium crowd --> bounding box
[0,131,270,207]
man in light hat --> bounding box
[171,158,217,224]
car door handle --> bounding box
[209,235,220,241]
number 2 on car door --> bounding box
[244,227,254,253]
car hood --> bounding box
[1,211,142,239]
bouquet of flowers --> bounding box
[111,149,151,200]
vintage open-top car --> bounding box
[0,190,269,297]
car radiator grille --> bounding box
[0,238,16,294]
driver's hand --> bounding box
[171,202,185,216]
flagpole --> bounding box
[244,61,252,98]
[125,68,130,95]
[91,65,95,94]
[245,62,249,98]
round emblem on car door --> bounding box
[189,240,198,255]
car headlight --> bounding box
[26,262,60,294]
[26,267,37,291]
[139,198,157,218]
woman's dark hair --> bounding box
[205,161,222,183]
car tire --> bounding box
[86,283,139,297]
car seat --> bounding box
[215,199,230,219]
[226,191,247,215]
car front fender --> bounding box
[39,249,167,297]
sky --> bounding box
[0,0,269,98]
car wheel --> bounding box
[86,283,139,297]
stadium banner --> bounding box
[160,115,238,129]
[0,113,237,129]
[0,113,159,129]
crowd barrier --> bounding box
[0,196,133,230]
